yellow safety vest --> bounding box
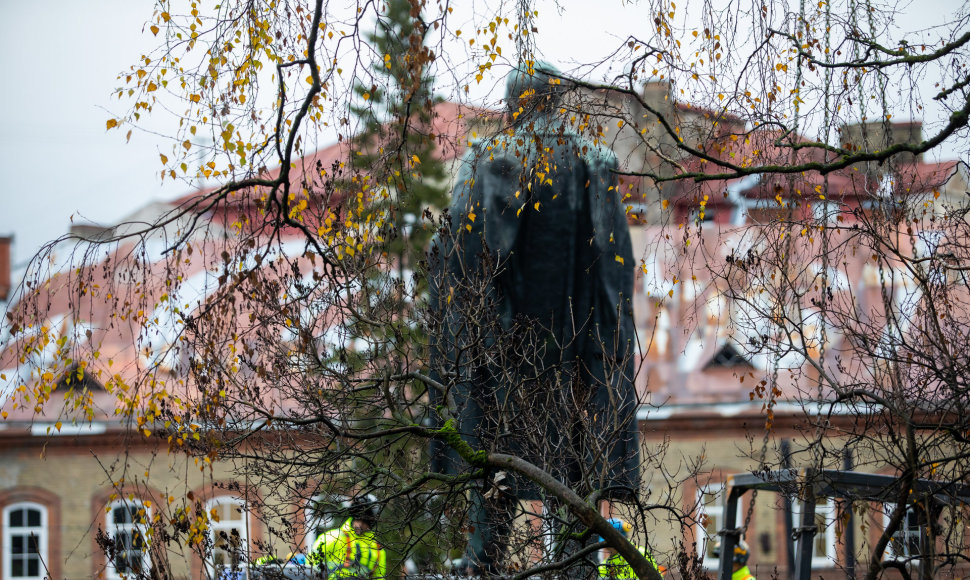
[732,566,755,580]
[597,547,665,579]
[308,518,386,579]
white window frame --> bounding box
[106,499,151,579]
[695,483,742,570]
[882,503,923,562]
[305,494,349,551]
[2,502,49,580]
[792,497,837,568]
[206,496,249,575]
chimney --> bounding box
[840,121,924,170]
[641,80,673,116]
[0,236,12,301]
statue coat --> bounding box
[429,117,640,500]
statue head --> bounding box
[504,61,565,123]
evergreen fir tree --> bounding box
[349,0,449,278]
[339,1,457,573]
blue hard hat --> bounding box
[600,518,632,543]
[289,553,307,565]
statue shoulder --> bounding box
[457,133,518,165]
[540,127,618,172]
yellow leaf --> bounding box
[190,94,201,103]
[146,81,158,92]
[182,140,191,150]
[160,11,171,22]
[468,211,476,222]
[150,24,159,36]
[615,255,624,265]
[55,421,62,431]
[411,154,420,164]
[160,153,168,164]
[668,289,674,298]
[106,119,119,130]
[661,199,669,210]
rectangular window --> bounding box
[696,483,742,570]
[883,504,923,561]
[812,200,840,225]
[793,497,837,568]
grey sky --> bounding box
[0,0,190,268]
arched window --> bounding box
[106,500,150,579]
[2,502,48,580]
[206,497,249,574]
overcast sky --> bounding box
[0,0,186,268]
[0,0,961,271]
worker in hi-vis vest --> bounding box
[597,518,666,579]
[307,494,385,579]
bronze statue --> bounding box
[429,63,640,574]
